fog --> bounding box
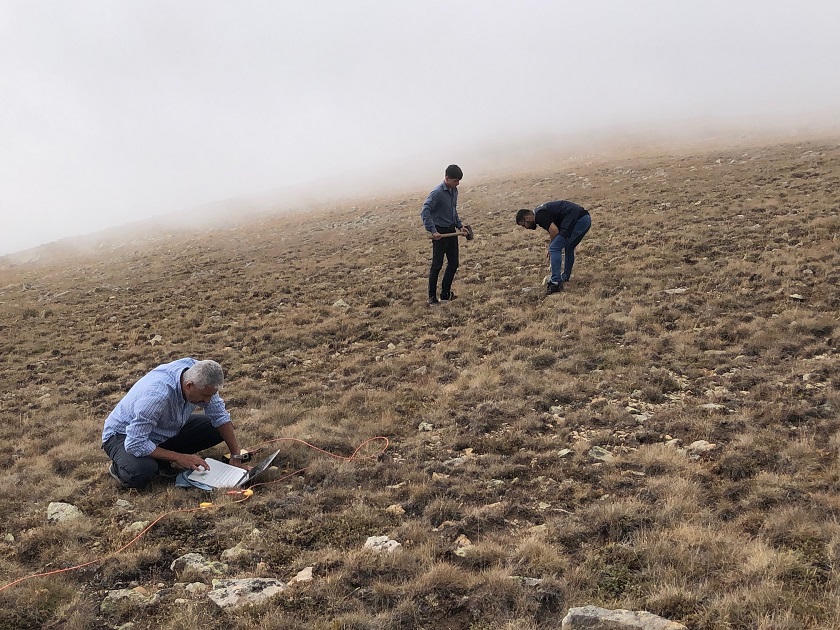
[1,0,839,256]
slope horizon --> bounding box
[4,116,838,261]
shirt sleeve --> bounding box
[420,190,438,233]
[203,393,232,427]
[123,389,168,457]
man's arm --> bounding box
[420,190,439,235]
[147,445,209,471]
[217,421,247,469]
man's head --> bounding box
[182,360,224,404]
[444,164,463,189]
[516,208,537,230]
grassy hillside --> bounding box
[1,137,839,629]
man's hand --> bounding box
[174,453,210,471]
[432,231,442,240]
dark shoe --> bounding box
[108,462,129,487]
[440,292,457,302]
[157,462,180,478]
[546,281,563,295]
[427,296,440,306]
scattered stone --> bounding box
[115,499,133,511]
[558,448,572,458]
[149,334,163,345]
[221,542,252,563]
[686,440,716,455]
[418,422,434,432]
[288,566,314,585]
[561,605,686,629]
[170,553,229,580]
[414,365,428,375]
[185,582,210,596]
[588,446,615,462]
[385,504,406,516]
[332,299,349,308]
[698,403,726,411]
[789,294,805,301]
[664,287,688,295]
[364,535,402,553]
[47,502,84,523]
[121,521,150,536]
[207,578,286,610]
[453,534,473,557]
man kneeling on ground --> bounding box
[101,358,247,489]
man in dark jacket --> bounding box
[516,201,591,294]
[420,164,469,305]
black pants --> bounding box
[102,414,223,489]
[428,226,459,299]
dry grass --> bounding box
[1,136,840,628]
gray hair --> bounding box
[183,360,225,389]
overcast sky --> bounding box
[1,1,839,256]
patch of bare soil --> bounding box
[1,137,839,629]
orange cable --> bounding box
[0,436,389,592]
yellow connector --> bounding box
[224,450,251,462]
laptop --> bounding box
[187,449,282,489]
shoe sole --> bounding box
[108,463,129,487]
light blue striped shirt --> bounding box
[101,357,231,457]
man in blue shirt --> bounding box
[516,201,592,295]
[102,358,247,489]
[420,164,469,305]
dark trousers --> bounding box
[102,414,223,489]
[428,226,459,299]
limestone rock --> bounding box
[561,605,686,629]
[170,552,229,580]
[221,542,253,563]
[288,566,314,584]
[364,535,402,553]
[47,502,84,523]
[207,578,286,610]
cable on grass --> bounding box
[0,435,389,593]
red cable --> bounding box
[0,436,389,592]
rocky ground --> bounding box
[0,136,839,629]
